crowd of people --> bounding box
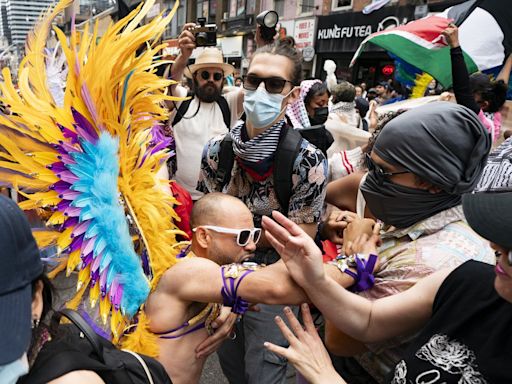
[1,7,512,384]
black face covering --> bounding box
[361,172,462,228]
[362,102,491,228]
[309,107,329,126]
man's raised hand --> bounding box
[262,211,325,289]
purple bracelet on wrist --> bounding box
[220,265,255,315]
[343,254,378,293]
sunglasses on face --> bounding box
[198,70,224,81]
[365,153,409,186]
[193,225,262,247]
[242,74,294,94]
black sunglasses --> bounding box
[199,70,223,81]
[365,153,409,185]
[242,74,294,94]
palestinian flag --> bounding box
[351,0,512,87]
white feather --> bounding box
[45,42,68,107]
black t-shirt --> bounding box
[388,260,512,384]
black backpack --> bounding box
[20,309,172,384]
[216,124,332,214]
[172,92,231,129]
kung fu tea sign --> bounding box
[315,5,415,53]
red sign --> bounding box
[382,64,395,76]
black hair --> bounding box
[28,273,54,365]
[251,40,303,86]
[470,73,508,113]
[304,82,330,108]
[355,96,369,118]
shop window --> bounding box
[331,0,352,11]
[209,0,217,22]
[177,0,186,26]
[274,0,284,17]
[162,0,186,39]
[300,0,315,14]
[247,0,256,14]
[229,0,246,18]
[197,0,212,21]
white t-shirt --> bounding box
[170,85,240,200]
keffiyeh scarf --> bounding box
[287,79,322,128]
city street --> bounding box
[1,0,511,383]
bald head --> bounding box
[190,193,252,228]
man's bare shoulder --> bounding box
[160,256,220,286]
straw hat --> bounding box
[184,47,235,79]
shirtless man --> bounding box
[142,193,370,383]
[141,193,298,383]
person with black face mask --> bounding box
[304,81,330,126]
[318,102,496,382]
[287,80,330,128]
[286,80,334,157]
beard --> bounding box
[195,80,222,103]
[209,241,237,265]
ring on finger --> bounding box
[228,331,237,340]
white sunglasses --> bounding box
[193,225,262,247]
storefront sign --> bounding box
[381,64,395,76]
[294,18,316,50]
[278,20,295,39]
[315,5,415,53]
[218,36,243,58]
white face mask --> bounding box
[0,354,29,384]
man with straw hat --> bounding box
[166,24,244,201]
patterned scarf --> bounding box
[331,100,356,114]
[230,120,284,180]
[287,79,322,128]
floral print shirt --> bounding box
[197,133,327,225]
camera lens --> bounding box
[263,11,278,28]
[196,32,207,46]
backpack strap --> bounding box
[122,350,155,384]
[216,133,235,189]
[53,309,105,360]
[172,94,231,130]
[171,97,193,126]
[216,96,231,130]
[273,126,303,214]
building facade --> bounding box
[49,0,470,84]
[166,0,467,82]
[1,0,55,47]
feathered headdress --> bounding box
[0,0,186,342]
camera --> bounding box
[256,10,279,44]
[193,17,217,47]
